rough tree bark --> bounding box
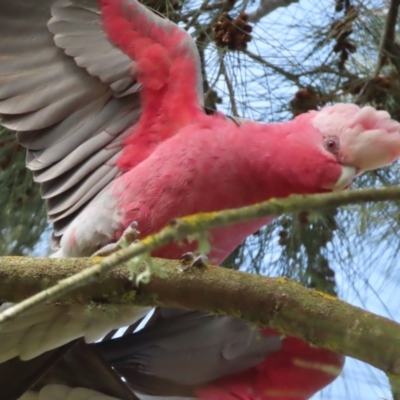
[1,256,400,377]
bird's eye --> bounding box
[324,137,340,154]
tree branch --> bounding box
[356,0,400,103]
[2,186,400,326]
[374,0,400,76]
[219,53,239,116]
[243,49,302,85]
[247,0,299,23]
[184,0,212,30]
[2,256,400,376]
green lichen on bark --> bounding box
[1,256,400,376]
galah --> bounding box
[9,309,344,400]
[0,0,400,398]
[96,308,345,400]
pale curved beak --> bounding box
[326,165,357,191]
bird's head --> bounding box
[301,103,400,191]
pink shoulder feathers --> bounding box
[100,0,203,171]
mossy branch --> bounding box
[3,185,400,326]
[2,186,400,318]
[1,186,400,374]
[2,256,400,377]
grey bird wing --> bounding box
[2,340,139,400]
[0,0,203,246]
[0,341,77,400]
[0,0,201,365]
[0,309,280,399]
[0,0,140,243]
[96,309,282,397]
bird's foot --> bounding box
[179,252,209,271]
[92,221,140,257]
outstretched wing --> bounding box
[0,0,203,246]
[96,309,281,397]
[0,0,204,367]
[9,340,138,400]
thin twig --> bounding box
[185,0,211,30]
[240,0,249,13]
[298,64,358,80]
[247,0,299,23]
[180,1,225,22]
[219,53,239,116]
[243,49,301,85]
[192,0,237,109]
[197,40,223,109]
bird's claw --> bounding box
[92,221,140,257]
[121,221,140,244]
[92,242,120,257]
[179,252,209,271]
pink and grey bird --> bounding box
[0,0,399,399]
[5,309,344,400]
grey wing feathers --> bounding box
[2,340,139,400]
[0,0,141,244]
[49,0,141,96]
[0,341,77,400]
[96,309,281,396]
[32,340,138,400]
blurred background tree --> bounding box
[2,0,400,398]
